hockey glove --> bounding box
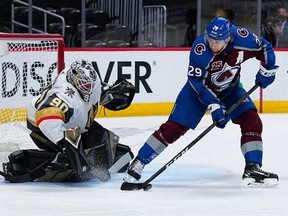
[209,103,230,129]
[255,65,278,89]
[100,79,135,111]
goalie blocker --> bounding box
[0,123,133,183]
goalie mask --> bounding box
[67,59,98,102]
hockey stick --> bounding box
[108,152,133,176]
[14,122,60,151]
[121,83,259,191]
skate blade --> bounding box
[242,178,279,188]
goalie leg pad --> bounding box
[1,149,57,183]
[61,127,90,176]
[84,121,119,166]
[114,143,134,173]
[80,121,133,181]
[84,128,119,182]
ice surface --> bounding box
[0,114,287,216]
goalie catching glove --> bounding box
[100,79,136,111]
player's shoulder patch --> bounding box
[51,82,81,109]
[192,34,216,58]
[190,36,212,66]
[233,26,250,38]
[191,35,207,55]
[64,87,76,99]
[194,42,207,56]
[232,25,262,48]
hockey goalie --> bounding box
[0,59,136,183]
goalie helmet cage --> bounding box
[0,33,64,152]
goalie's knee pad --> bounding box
[60,127,90,176]
[83,127,120,181]
[84,121,119,167]
[77,121,133,181]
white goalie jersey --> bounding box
[27,68,101,144]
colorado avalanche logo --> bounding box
[210,63,240,91]
[194,43,206,55]
[237,28,249,38]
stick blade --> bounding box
[120,182,143,190]
[120,182,152,191]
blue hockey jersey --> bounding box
[188,25,276,106]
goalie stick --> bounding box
[13,122,60,151]
[109,152,133,176]
[121,83,259,191]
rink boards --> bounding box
[1,48,287,118]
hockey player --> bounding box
[1,59,135,183]
[123,16,279,187]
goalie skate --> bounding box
[241,163,279,187]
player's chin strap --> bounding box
[100,79,136,111]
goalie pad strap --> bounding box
[0,161,49,183]
[0,149,57,183]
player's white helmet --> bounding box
[67,59,98,102]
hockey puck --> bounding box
[143,183,152,191]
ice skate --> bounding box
[123,157,145,183]
[242,163,279,187]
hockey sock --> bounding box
[137,135,166,164]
